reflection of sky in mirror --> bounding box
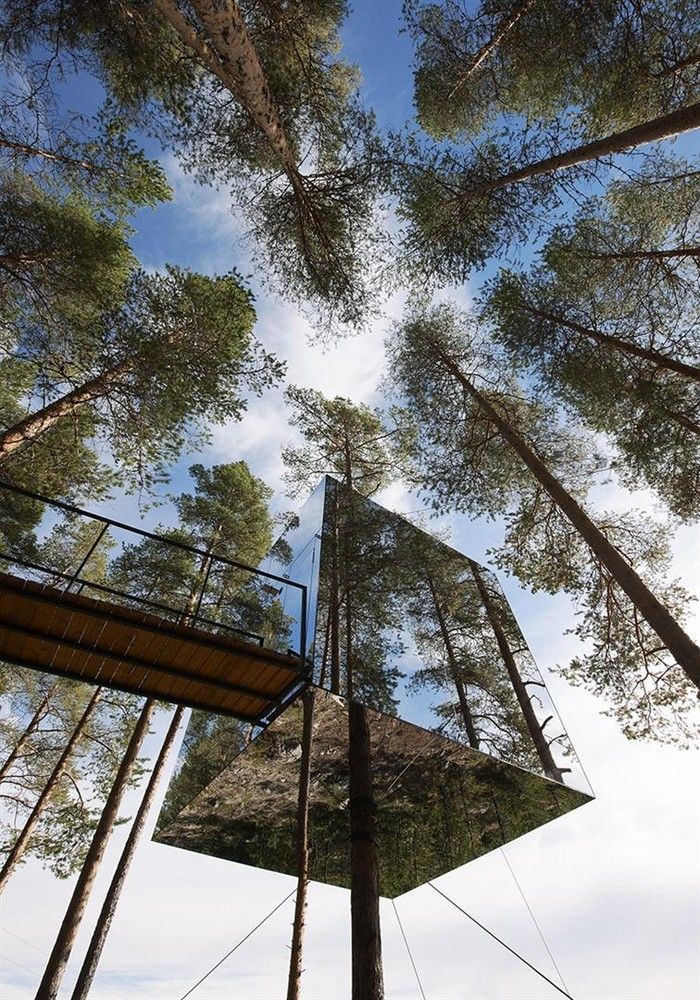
[260,477,325,659]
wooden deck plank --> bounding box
[0,572,305,721]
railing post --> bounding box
[299,585,309,676]
[69,522,111,595]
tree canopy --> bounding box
[406,0,700,139]
[0,264,283,490]
[482,163,700,518]
[0,0,385,330]
[387,302,700,743]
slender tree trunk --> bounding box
[0,363,130,461]
[329,492,341,695]
[155,0,298,175]
[340,459,384,1000]
[468,560,565,782]
[193,0,298,169]
[0,136,105,174]
[427,335,700,689]
[448,0,538,97]
[517,302,700,382]
[658,51,700,75]
[0,687,102,894]
[0,681,58,784]
[465,102,700,197]
[656,404,700,436]
[35,698,156,1000]
[286,688,316,1000]
[69,705,185,1000]
[582,245,700,262]
[424,572,480,748]
[348,699,384,1000]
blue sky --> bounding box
[2,2,700,998]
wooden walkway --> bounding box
[0,571,305,721]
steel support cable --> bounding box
[392,899,427,1000]
[428,883,575,1000]
[500,847,570,995]
[178,889,297,1000]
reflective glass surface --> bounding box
[155,687,591,897]
[155,476,593,891]
[312,478,590,793]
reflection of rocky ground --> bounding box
[155,689,591,897]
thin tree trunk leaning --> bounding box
[658,51,700,75]
[286,688,316,1000]
[468,560,565,782]
[0,686,102,894]
[69,704,185,1000]
[0,680,58,784]
[191,0,298,172]
[0,135,107,174]
[348,699,384,1000]
[340,465,384,999]
[0,363,130,461]
[464,102,700,197]
[426,334,700,690]
[329,494,341,695]
[154,0,333,274]
[35,697,156,1000]
[155,0,298,176]
[425,571,480,748]
[581,245,700,262]
[448,0,538,98]
[517,302,700,383]
[656,404,700,436]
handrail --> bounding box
[0,479,309,661]
[0,480,302,590]
[0,550,266,646]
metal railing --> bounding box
[0,480,308,667]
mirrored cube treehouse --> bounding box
[155,477,592,894]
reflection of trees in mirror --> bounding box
[312,478,577,785]
[156,690,591,898]
[469,561,572,783]
[316,479,406,714]
[157,710,249,832]
[107,460,291,647]
[470,562,576,781]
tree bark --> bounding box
[329,491,341,695]
[340,454,384,1000]
[658,51,700,75]
[0,680,58,784]
[0,136,106,174]
[656,404,700,436]
[69,704,185,1000]
[448,0,538,97]
[155,0,298,175]
[581,245,700,262]
[464,102,700,197]
[348,699,384,1000]
[424,572,480,748]
[516,301,700,382]
[426,334,700,691]
[0,363,130,462]
[0,686,102,895]
[286,688,316,1000]
[468,560,565,782]
[35,697,156,1000]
